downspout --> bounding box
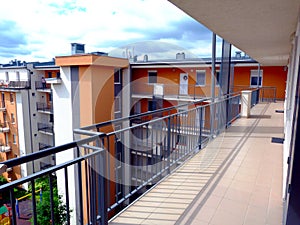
[25,64,35,173]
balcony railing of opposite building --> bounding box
[37,122,53,134]
[0,141,11,153]
[0,121,9,133]
[36,102,53,114]
[35,81,50,90]
[132,82,213,99]
[38,143,53,151]
[0,81,30,89]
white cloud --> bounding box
[0,0,223,63]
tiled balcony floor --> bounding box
[109,102,284,225]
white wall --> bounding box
[52,66,79,225]
[283,19,300,199]
[16,91,33,176]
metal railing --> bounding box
[0,94,242,225]
[0,81,30,89]
[132,82,214,99]
[35,81,50,90]
[38,143,53,151]
[231,85,277,102]
[37,122,53,134]
[251,88,260,107]
[36,102,53,113]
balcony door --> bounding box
[179,73,188,95]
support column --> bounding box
[210,33,216,136]
[241,90,252,117]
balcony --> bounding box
[132,82,211,101]
[38,143,52,150]
[35,81,51,92]
[0,143,11,153]
[0,81,30,89]
[109,103,283,225]
[0,122,9,133]
[0,90,283,225]
[45,77,62,85]
[36,102,53,114]
[37,122,53,135]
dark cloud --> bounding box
[0,20,30,58]
[108,40,195,59]
[0,20,28,47]
[124,17,211,43]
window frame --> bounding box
[196,70,206,86]
[250,69,263,87]
[148,70,157,84]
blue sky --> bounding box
[0,0,232,63]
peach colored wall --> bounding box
[233,66,287,99]
[132,66,220,98]
[0,92,21,181]
[78,64,118,222]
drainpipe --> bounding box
[257,63,261,102]
[26,64,35,173]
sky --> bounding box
[0,0,233,63]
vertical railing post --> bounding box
[9,189,17,225]
[99,148,108,225]
[167,116,171,174]
[75,146,84,225]
[199,107,203,150]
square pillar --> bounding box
[241,90,252,117]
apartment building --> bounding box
[130,54,287,114]
[53,51,129,223]
[0,60,60,182]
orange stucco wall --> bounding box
[234,66,287,99]
[132,66,220,98]
[0,92,21,181]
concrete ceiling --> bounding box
[169,0,300,66]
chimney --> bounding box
[71,43,85,55]
[176,52,185,60]
[235,51,242,58]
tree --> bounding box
[31,175,70,225]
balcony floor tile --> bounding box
[109,102,284,225]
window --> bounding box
[11,113,15,124]
[10,93,14,103]
[56,71,61,78]
[114,69,122,84]
[250,70,263,87]
[49,93,52,102]
[216,71,221,86]
[114,96,121,113]
[196,70,206,86]
[48,72,52,78]
[49,114,54,123]
[148,100,156,111]
[16,71,20,81]
[5,72,9,82]
[148,71,157,83]
[13,134,16,144]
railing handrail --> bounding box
[78,97,212,131]
[0,133,105,169]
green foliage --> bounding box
[0,176,26,204]
[31,175,70,225]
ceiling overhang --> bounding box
[168,0,300,66]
